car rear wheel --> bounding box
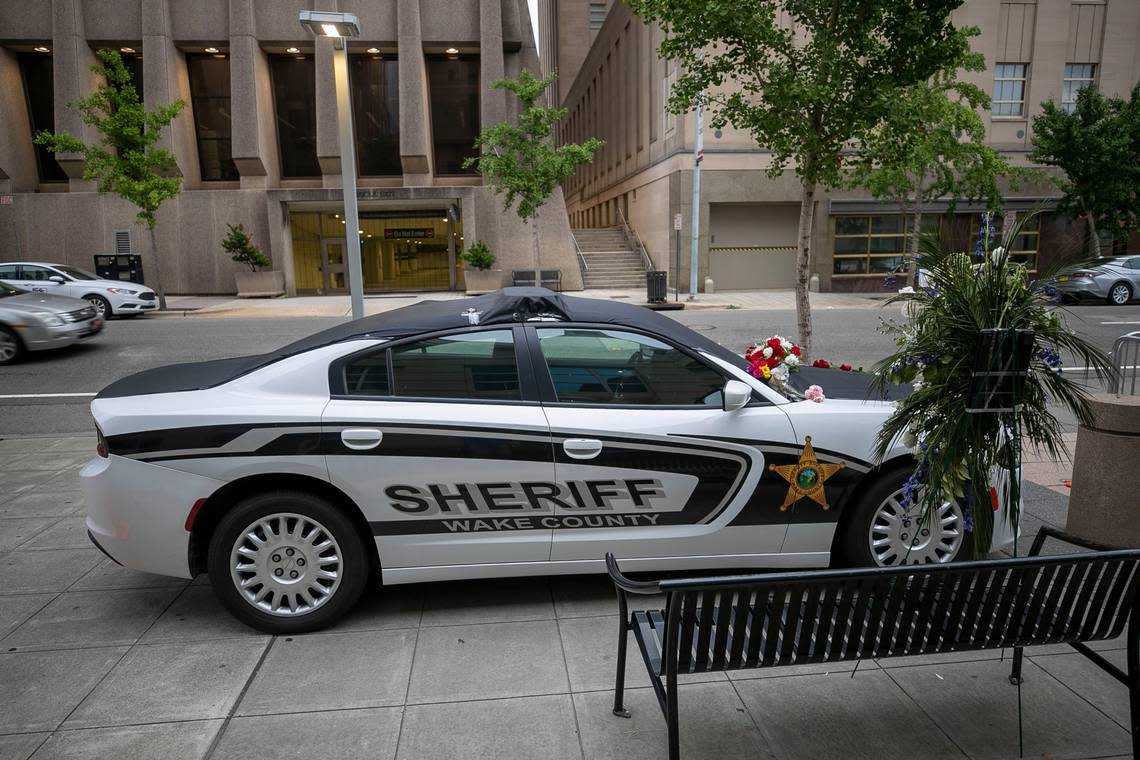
[1108,282,1132,306]
[842,468,974,567]
[84,294,112,318]
[0,325,24,365]
[207,491,369,634]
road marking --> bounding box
[1099,321,1140,325]
[0,392,97,399]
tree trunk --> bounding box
[1085,210,1101,258]
[909,206,923,289]
[532,211,541,287]
[795,182,816,358]
[147,226,167,310]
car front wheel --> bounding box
[0,325,24,365]
[842,469,974,567]
[207,491,369,634]
[1108,282,1132,306]
[84,294,112,318]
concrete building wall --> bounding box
[0,0,580,294]
[547,0,1140,292]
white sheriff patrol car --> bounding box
[81,289,1016,633]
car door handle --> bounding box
[340,428,383,450]
[563,438,603,459]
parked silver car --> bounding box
[0,281,103,365]
[1053,255,1140,305]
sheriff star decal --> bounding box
[769,436,846,511]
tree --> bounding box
[845,67,1027,286]
[1029,83,1140,257]
[35,49,185,309]
[627,0,980,357]
[222,223,271,272]
[464,70,602,284]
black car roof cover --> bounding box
[96,288,750,399]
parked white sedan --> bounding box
[80,289,1017,633]
[0,261,156,318]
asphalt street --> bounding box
[1,302,1136,436]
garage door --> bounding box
[708,204,798,289]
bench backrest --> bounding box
[656,551,1140,674]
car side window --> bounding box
[19,266,52,281]
[0,265,19,279]
[342,329,522,401]
[535,328,726,406]
[1128,257,1140,270]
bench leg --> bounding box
[613,613,631,718]
[1009,646,1024,686]
[666,666,680,760]
[1130,619,1139,759]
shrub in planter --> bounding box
[223,223,283,297]
[462,241,502,294]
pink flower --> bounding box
[804,384,826,403]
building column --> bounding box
[480,0,506,127]
[142,0,196,181]
[314,35,342,185]
[229,0,275,188]
[0,48,37,193]
[398,0,432,183]
[51,0,99,186]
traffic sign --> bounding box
[673,213,682,231]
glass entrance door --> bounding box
[321,239,347,292]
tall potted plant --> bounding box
[223,223,284,297]
[461,240,501,294]
[872,212,1113,555]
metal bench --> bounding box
[607,526,1140,760]
[511,269,562,291]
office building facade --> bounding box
[0,0,581,295]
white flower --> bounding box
[780,339,793,352]
[911,380,923,391]
[784,354,800,368]
[772,364,790,382]
[762,346,774,359]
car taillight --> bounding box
[1069,270,1099,278]
[96,426,109,458]
[185,498,207,531]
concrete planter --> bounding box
[1067,393,1140,547]
[464,268,503,295]
[234,270,286,298]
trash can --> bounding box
[93,254,145,285]
[646,270,667,303]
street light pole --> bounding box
[332,40,364,320]
[299,10,364,320]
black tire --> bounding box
[207,491,370,634]
[840,467,975,567]
[84,294,113,318]
[0,324,25,365]
[1107,281,1132,306]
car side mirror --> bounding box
[48,276,65,284]
[722,379,752,412]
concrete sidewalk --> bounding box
[158,289,890,319]
[0,435,1130,760]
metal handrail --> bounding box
[616,207,653,271]
[1110,330,1140,395]
[572,233,588,272]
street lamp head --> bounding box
[298,10,361,38]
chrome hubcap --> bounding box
[230,513,343,617]
[1112,285,1130,304]
[85,296,106,315]
[0,331,17,362]
[869,489,964,566]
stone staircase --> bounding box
[572,226,648,289]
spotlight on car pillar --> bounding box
[299,10,361,38]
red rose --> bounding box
[767,355,781,370]
[790,345,801,357]
[766,337,783,351]
[744,344,760,362]
[840,364,852,371]
[812,359,830,368]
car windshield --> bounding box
[53,265,99,281]
[0,281,24,297]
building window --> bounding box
[186,53,238,181]
[1062,63,1096,113]
[992,63,1028,117]
[832,215,937,276]
[269,54,319,178]
[17,53,67,182]
[589,1,608,31]
[350,54,401,176]
[120,52,144,96]
[426,55,480,176]
[991,214,1040,271]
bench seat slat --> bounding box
[1096,563,1139,640]
[1082,561,1126,641]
